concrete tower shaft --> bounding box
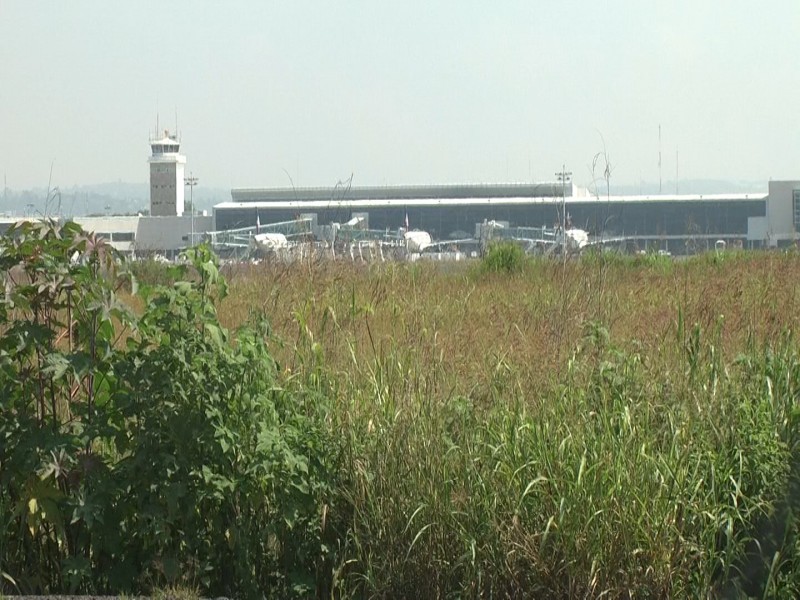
[148,129,186,217]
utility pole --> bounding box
[659,125,662,194]
[555,165,572,257]
[184,173,198,246]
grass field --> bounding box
[219,251,800,395]
[209,250,800,597]
[5,227,800,598]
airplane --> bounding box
[252,232,289,250]
[478,219,627,255]
[404,230,432,252]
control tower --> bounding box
[148,129,186,216]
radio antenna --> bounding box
[658,125,662,194]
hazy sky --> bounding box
[1,1,798,191]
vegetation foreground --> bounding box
[3,222,800,598]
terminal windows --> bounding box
[794,190,800,231]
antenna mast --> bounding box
[658,125,662,194]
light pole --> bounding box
[184,173,198,246]
[555,165,572,257]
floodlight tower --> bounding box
[184,173,198,246]
[555,165,572,256]
[148,128,186,216]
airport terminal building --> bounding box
[4,176,796,256]
[213,180,800,253]
[6,126,788,257]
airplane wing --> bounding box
[423,238,477,248]
[582,235,630,248]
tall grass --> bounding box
[7,241,800,597]
[306,320,799,597]
[121,252,800,596]
[219,253,800,597]
[219,253,800,391]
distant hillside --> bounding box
[0,182,230,217]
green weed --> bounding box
[5,224,800,597]
[479,240,529,274]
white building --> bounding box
[73,215,213,258]
[148,130,186,217]
[762,180,800,247]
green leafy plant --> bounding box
[0,222,338,598]
[480,241,528,274]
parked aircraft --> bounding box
[479,220,625,255]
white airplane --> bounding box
[252,232,289,250]
[480,220,625,255]
[403,230,433,252]
[562,228,589,250]
[403,230,480,254]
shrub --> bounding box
[480,241,528,274]
[0,222,337,598]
